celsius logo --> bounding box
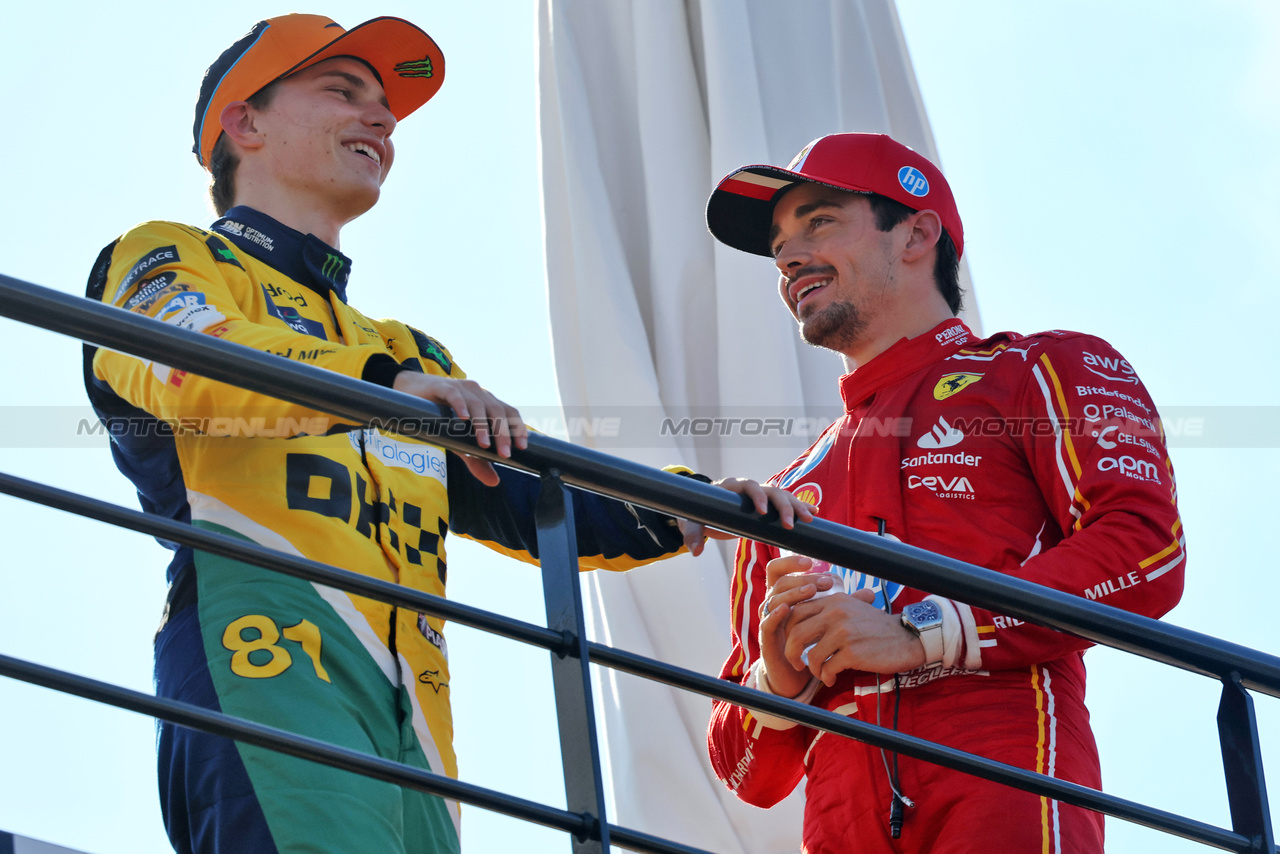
[898,166,929,197]
[917,416,964,449]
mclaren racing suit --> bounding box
[84,206,685,854]
[707,319,1185,854]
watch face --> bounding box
[906,600,942,625]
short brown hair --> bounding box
[207,83,279,216]
[866,193,963,315]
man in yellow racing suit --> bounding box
[80,14,810,854]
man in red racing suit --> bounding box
[702,133,1184,852]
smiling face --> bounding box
[242,56,397,226]
[769,183,901,358]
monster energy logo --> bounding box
[322,254,345,279]
[395,56,434,79]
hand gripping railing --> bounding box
[0,272,1276,853]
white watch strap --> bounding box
[915,618,945,667]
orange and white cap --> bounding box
[193,14,444,169]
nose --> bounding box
[366,101,397,137]
[773,235,809,276]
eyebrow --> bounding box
[768,198,846,246]
[317,69,391,110]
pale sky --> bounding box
[1,2,1278,853]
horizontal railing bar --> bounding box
[3,274,1278,698]
[3,274,1276,852]
[0,466,1244,848]
[1,647,731,854]
[587,642,1253,852]
[0,650,725,854]
[0,490,1258,854]
[0,650,591,839]
[0,471,568,655]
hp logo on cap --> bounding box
[898,166,929,197]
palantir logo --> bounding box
[898,166,929,197]
[917,416,963,449]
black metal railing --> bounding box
[0,272,1275,853]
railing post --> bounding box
[535,469,611,853]
[1217,672,1275,852]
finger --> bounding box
[759,599,792,635]
[770,489,796,529]
[765,554,812,586]
[438,383,471,420]
[765,583,824,624]
[784,627,818,672]
[488,402,523,459]
[474,400,509,457]
[507,407,529,451]
[742,480,770,516]
[459,452,500,487]
[679,520,706,556]
[473,404,499,453]
[767,573,822,598]
[816,648,849,686]
[851,588,876,604]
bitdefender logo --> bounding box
[917,416,963,449]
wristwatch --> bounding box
[901,600,945,668]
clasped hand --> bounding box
[757,555,927,699]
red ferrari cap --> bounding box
[193,14,445,169]
[706,133,964,259]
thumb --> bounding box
[459,453,500,487]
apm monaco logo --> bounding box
[898,166,929,197]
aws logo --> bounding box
[934,372,983,400]
[790,481,823,510]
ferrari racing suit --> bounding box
[84,206,685,854]
[707,318,1185,853]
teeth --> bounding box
[344,142,381,165]
[797,279,830,300]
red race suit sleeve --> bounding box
[944,333,1186,670]
[707,534,813,807]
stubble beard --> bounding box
[799,299,865,353]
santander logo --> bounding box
[917,417,963,450]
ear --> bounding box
[900,209,942,264]
[218,101,265,152]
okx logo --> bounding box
[396,57,434,78]
[917,416,963,449]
